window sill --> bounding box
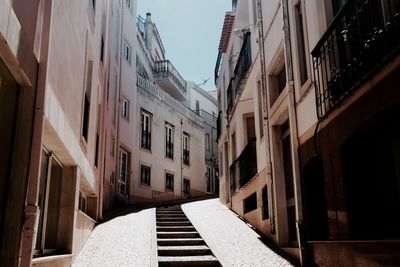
[140,147,152,153]
[32,254,73,264]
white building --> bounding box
[106,12,213,204]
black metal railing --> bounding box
[166,141,174,159]
[238,138,257,187]
[215,51,223,84]
[154,60,187,92]
[226,32,252,116]
[312,0,400,120]
[216,112,222,139]
[141,130,151,150]
[183,149,190,165]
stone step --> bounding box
[157,238,205,246]
[157,232,200,239]
[158,245,211,256]
[157,217,190,222]
[156,214,187,218]
[158,255,220,267]
[157,226,196,232]
[157,221,192,227]
[156,211,185,215]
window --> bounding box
[141,110,152,150]
[269,61,287,106]
[244,193,257,213]
[124,42,131,64]
[165,123,174,159]
[122,97,129,119]
[183,133,190,165]
[94,104,101,168]
[82,60,93,142]
[166,172,174,191]
[183,178,190,194]
[262,186,269,220]
[195,100,200,114]
[100,34,104,63]
[140,165,151,186]
[295,1,308,86]
[205,133,210,151]
[206,166,212,193]
[119,149,129,195]
[35,151,63,255]
[79,191,87,213]
[126,0,131,9]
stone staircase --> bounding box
[156,206,220,267]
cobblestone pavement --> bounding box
[182,199,294,267]
[73,208,157,267]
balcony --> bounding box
[312,0,400,120]
[154,60,187,102]
[216,111,222,139]
[229,138,258,195]
[226,32,252,117]
[238,138,257,187]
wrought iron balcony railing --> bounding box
[154,60,187,93]
[216,111,222,139]
[166,141,174,159]
[226,32,252,116]
[312,0,400,120]
[183,149,190,165]
[141,130,151,150]
[238,138,257,187]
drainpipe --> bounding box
[256,0,276,234]
[180,118,183,199]
[282,0,305,264]
[21,0,52,266]
[115,2,124,202]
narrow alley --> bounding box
[73,199,293,267]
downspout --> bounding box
[282,0,305,264]
[21,0,52,266]
[180,118,183,199]
[115,2,124,201]
[256,0,276,234]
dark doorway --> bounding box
[302,157,329,240]
[342,103,400,240]
[0,60,19,250]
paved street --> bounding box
[73,198,293,267]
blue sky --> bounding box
[137,0,232,91]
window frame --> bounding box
[119,148,129,196]
[140,164,151,186]
[165,172,174,192]
[141,109,152,150]
[165,122,174,159]
[122,97,129,120]
[123,41,131,64]
[183,133,190,165]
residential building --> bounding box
[102,0,138,210]
[216,0,400,266]
[103,10,211,209]
[1,0,111,266]
[187,81,219,196]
